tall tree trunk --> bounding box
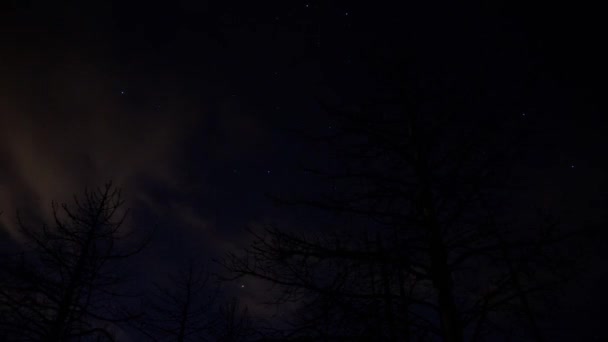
[423,188,463,342]
[378,235,397,341]
[409,112,463,342]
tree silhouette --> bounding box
[223,92,578,341]
[0,182,148,341]
[136,260,217,341]
[214,297,254,342]
[135,259,257,342]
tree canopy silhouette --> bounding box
[223,88,579,341]
[0,182,149,341]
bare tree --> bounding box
[135,259,259,342]
[213,297,255,342]
[223,93,579,341]
[136,260,217,342]
[0,182,148,341]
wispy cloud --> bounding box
[0,54,199,239]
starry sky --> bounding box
[1,1,607,340]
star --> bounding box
[240,284,245,288]
[120,90,125,95]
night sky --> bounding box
[1,1,606,340]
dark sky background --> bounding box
[1,1,606,340]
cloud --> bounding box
[0,52,199,240]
